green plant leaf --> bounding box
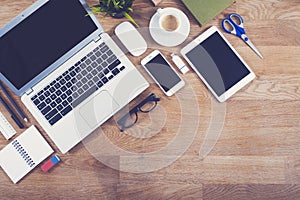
[122,11,139,27]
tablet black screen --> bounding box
[185,32,250,96]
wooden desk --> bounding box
[0,0,300,199]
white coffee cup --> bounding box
[157,8,181,33]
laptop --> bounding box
[0,0,149,153]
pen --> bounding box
[0,96,25,129]
[0,82,28,122]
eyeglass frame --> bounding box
[117,93,160,131]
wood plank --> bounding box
[203,184,300,200]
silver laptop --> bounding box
[0,0,149,153]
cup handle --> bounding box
[157,8,163,15]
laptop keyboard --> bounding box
[30,42,126,126]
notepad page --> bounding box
[0,144,32,183]
[16,126,53,164]
[0,125,53,184]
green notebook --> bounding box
[181,0,235,26]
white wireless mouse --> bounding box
[115,22,147,57]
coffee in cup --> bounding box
[160,15,179,32]
[157,8,181,33]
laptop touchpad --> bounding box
[79,90,120,128]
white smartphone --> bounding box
[141,50,185,96]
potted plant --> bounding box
[90,0,139,27]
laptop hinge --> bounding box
[93,35,101,42]
[25,88,33,95]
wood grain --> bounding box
[0,0,300,199]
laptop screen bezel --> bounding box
[0,0,104,96]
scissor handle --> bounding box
[229,13,244,28]
[222,13,246,37]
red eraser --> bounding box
[41,155,60,172]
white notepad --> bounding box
[0,125,53,183]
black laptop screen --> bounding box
[0,0,98,89]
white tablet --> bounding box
[181,26,255,102]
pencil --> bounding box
[0,95,25,129]
[0,82,28,122]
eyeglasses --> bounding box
[117,93,160,131]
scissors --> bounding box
[222,13,263,59]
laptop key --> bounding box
[46,109,58,120]
[45,98,51,104]
[50,94,56,100]
[101,54,108,60]
[112,68,120,76]
[57,104,63,111]
[39,95,45,101]
[50,80,56,86]
[62,100,68,107]
[38,102,46,110]
[107,50,113,56]
[55,98,62,104]
[61,93,67,100]
[41,106,51,115]
[66,82,72,88]
[100,45,109,53]
[76,81,83,88]
[98,72,104,79]
[90,55,96,61]
[81,56,87,62]
[101,62,108,68]
[49,87,55,93]
[31,95,38,101]
[87,80,93,85]
[66,89,72,96]
[93,76,99,83]
[38,90,44,96]
[108,75,114,80]
[107,55,117,64]
[120,66,125,71]
[91,62,97,68]
[85,59,92,65]
[59,79,66,85]
[44,91,50,97]
[50,102,57,108]
[93,47,99,53]
[61,86,67,92]
[54,83,60,89]
[102,77,109,84]
[108,59,121,71]
[83,84,89,91]
[56,75,63,81]
[49,113,62,125]
[67,97,72,103]
[61,105,72,116]
[97,81,103,88]
[96,57,103,64]
[82,77,88,84]
[87,66,93,72]
[78,88,84,95]
[72,85,98,108]
[55,90,62,96]
[95,51,101,57]
[86,73,93,79]
[96,65,103,72]
[82,70,88,76]
[80,63,87,69]
[72,92,79,99]
[33,99,40,105]
[103,69,109,75]
[65,75,71,81]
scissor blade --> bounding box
[245,37,263,59]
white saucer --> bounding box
[149,8,190,47]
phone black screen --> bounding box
[145,53,181,92]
